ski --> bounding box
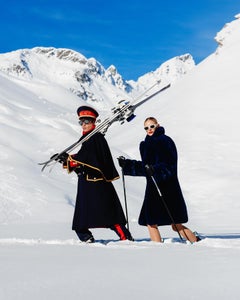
[38,82,171,172]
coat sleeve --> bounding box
[122,159,146,176]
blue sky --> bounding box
[1,0,239,80]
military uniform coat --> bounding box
[68,132,127,230]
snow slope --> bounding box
[0,14,240,300]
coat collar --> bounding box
[145,126,165,141]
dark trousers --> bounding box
[76,229,94,242]
[110,224,133,241]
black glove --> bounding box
[145,164,155,176]
[117,156,126,168]
[51,152,69,164]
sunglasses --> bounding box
[144,124,157,131]
[78,119,93,125]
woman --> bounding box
[61,106,133,243]
[118,117,200,243]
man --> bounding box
[61,106,133,243]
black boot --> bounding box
[76,229,95,243]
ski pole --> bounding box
[145,165,183,241]
[121,167,130,231]
[118,157,130,230]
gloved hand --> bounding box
[51,152,69,164]
[117,156,126,168]
[58,152,69,164]
[145,164,155,176]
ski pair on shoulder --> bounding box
[38,81,171,172]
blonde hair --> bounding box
[144,117,158,124]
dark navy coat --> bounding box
[68,132,127,230]
[122,126,188,226]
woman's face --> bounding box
[79,118,95,132]
[144,119,158,136]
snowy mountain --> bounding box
[0,14,240,300]
[0,47,195,109]
[134,53,195,89]
[0,47,130,109]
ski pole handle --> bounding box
[117,156,126,168]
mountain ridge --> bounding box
[0,47,195,109]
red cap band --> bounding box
[78,110,97,118]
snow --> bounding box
[0,15,240,300]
